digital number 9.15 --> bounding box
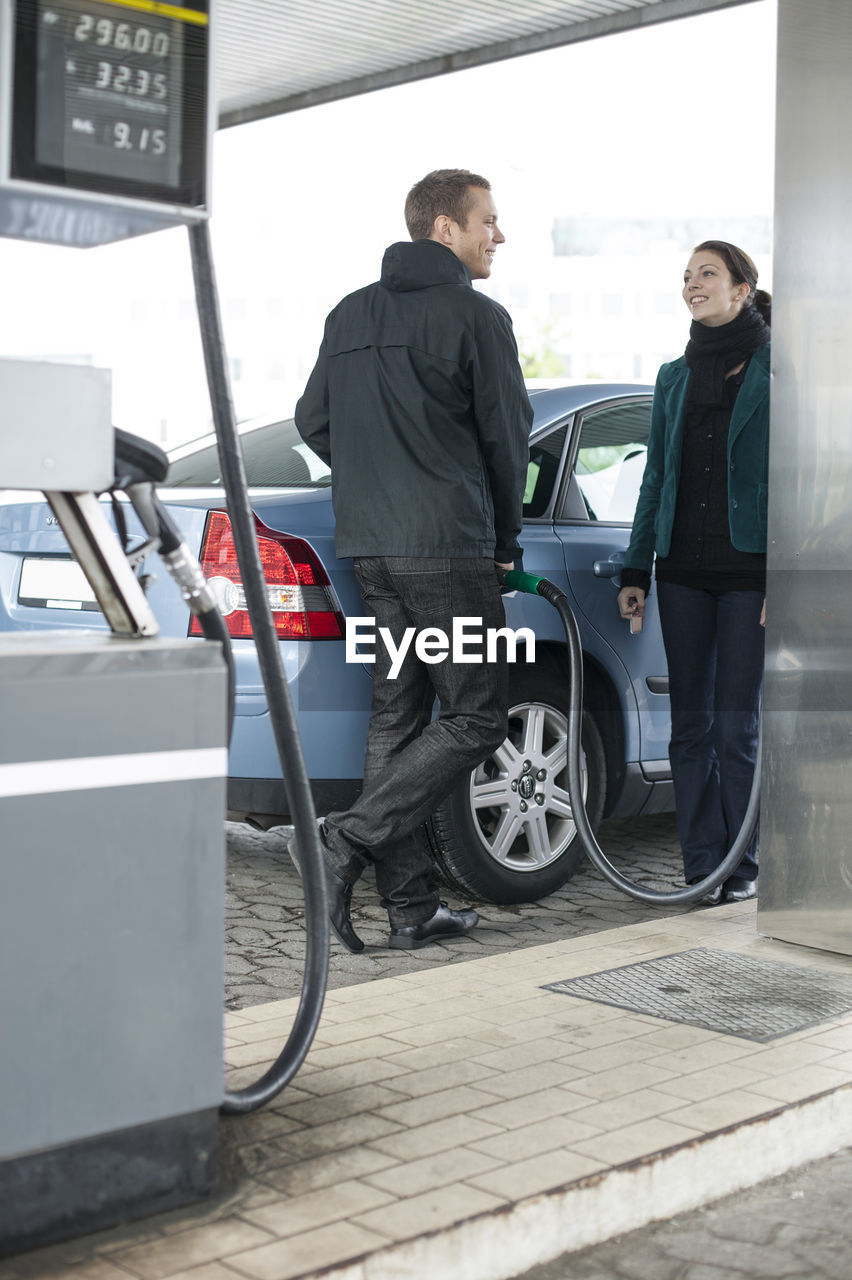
[112,122,167,154]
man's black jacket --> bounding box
[295,238,532,563]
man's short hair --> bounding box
[404,169,492,241]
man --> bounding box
[294,168,532,951]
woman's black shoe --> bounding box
[688,878,723,906]
[723,879,757,903]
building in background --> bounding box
[0,211,772,452]
[203,214,773,450]
[508,215,772,386]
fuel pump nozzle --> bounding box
[113,429,222,620]
[501,567,566,608]
[110,427,236,731]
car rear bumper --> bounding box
[227,776,363,827]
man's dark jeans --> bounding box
[323,556,509,925]
[657,581,764,885]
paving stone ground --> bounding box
[224,812,692,1008]
[2,814,850,1278]
[224,813,852,1280]
[516,1147,852,1280]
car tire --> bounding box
[426,664,607,904]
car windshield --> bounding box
[166,419,331,488]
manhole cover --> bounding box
[543,947,852,1042]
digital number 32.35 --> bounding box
[95,61,168,98]
[112,122,167,154]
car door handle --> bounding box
[593,558,623,578]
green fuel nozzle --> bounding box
[502,568,567,608]
[502,569,546,595]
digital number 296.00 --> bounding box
[74,15,170,58]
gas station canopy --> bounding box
[216,0,755,127]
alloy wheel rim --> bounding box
[467,700,587,872]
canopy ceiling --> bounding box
[216,0,757,128]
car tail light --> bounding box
[190,509,344,640]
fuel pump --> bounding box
[0,0,328,1255]
[108,420,331,1115]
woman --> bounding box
[618,241,771,905]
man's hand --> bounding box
[496,561,514,573]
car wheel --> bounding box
[427,665,607,904]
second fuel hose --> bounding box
[502,569,760,906]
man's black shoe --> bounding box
[289,826,364,953]
[723,879,757,903]
[389,904,479,950]
[324,863,365,953]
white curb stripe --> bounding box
[0,748,228,798]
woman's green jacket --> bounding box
[622,342,771,577]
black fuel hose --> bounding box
[503,569,760,905]
[189,222,329,1112]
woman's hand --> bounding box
[760,598,766,627]
[617,585,646,622]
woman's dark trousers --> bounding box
[657,582,764,885]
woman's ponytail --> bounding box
[753,288,772,327]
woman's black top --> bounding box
[653,359,767,593]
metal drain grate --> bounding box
[543,947,852,1042]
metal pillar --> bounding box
[759,0,852,954]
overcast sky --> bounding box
[0,0,777,438]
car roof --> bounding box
[526,380,654,414]
[167,414,287,461]
[168,381,655,461]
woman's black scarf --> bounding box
[684,305,770,406]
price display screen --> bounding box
[12,0,208,207]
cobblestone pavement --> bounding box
[516,1147,852,1280]
[224,812,692,1008]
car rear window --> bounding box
[166,420,331,488]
